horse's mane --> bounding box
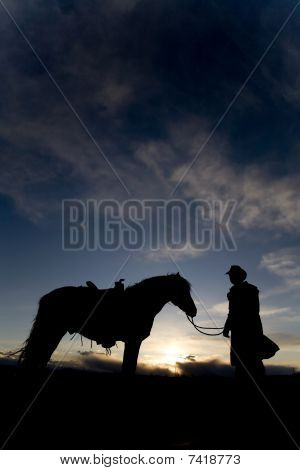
[125,273,191,292]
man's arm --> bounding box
[253,288,263,336]
[223,312,232,338]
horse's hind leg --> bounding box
[22,325,67,369]
[122,339,142,375]
[41,326,67,366]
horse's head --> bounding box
[169,273,197,318]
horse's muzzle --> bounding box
[187,307,197,318]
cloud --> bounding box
[64,351,174,376]
[270,333,300,348]
[58,351,298,376]
[211,302,228,316]
[0,350,297,376]
[0,1,155,217]
[144,244,206,261]
[258,19,300,110]
[0,0,299,247]
[260,247,300,299]
[260,306,291,317]
[174,151,300,234]
[177,356,297,377]
[69,351,123,373]
[261,247,300,278]
[177,356,234,376]
[210,300,291,318]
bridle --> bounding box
[173,292,224,336]
[186,314,224,336]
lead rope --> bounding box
[186,315,224,336]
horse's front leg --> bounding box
[122,338,142,375]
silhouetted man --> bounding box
[223,265,265,380]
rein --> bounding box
[186,314,224,336]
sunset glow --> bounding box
[160,345,185,365]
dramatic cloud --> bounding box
[0,349,297,376]
[62,351,174,376]
[0,0,299,238]
[176,357,297,376]
[174,149,300,234]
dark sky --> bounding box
[0,0,299,370]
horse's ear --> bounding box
[176,272,181,277]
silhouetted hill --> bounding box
[0,364,299,449]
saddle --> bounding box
[78,279,125,350]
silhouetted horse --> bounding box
[19,273,197,374]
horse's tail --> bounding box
[19,295,67,368]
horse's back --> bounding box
[37,285,149,344]
[40,286,76,301]
[39,285,120,329]
[40,286,108,304]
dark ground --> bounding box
[0,364,299,450]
